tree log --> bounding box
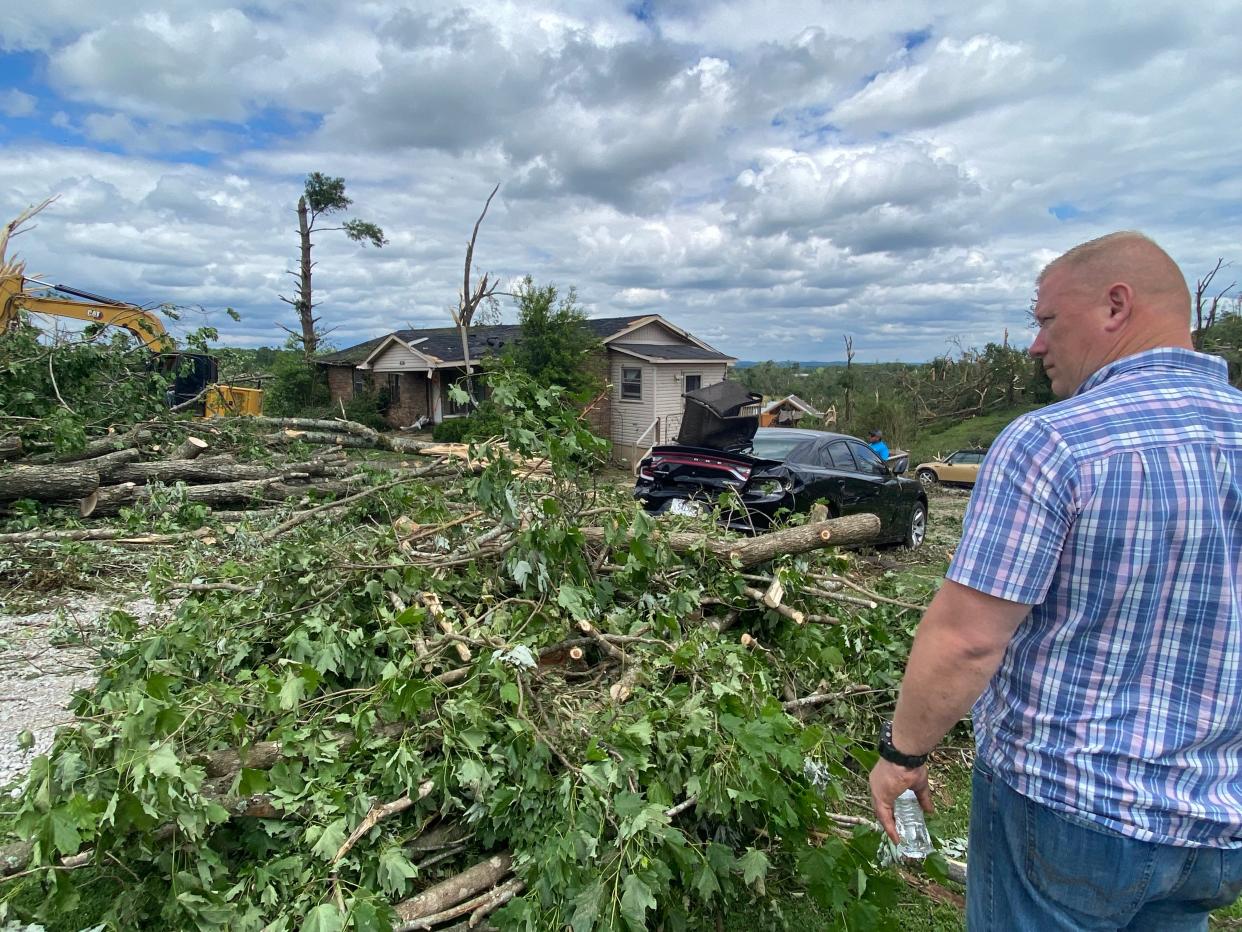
[0,526,214,545]
[393,852,513,923]
[265,430,378,449]
[106,455,340,487]
[25,428,153,464]
[243,416,382,442]
[85,475,332,517]
[0,463,99,503]
[169,436,209,460]
[581,514,881,569]
[0,436,21,461]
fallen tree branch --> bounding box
[0,526,215,546]
[393,852,514,925]
[580,514,881,569]
[331,780,434,865]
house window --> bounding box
[620,367,643,401]
[352,370,367,398]
[387,373,401,404]
[683,374,702,393]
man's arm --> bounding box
[869,579,1030,842]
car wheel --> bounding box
[904,502,927,549]
[917,469,938,489]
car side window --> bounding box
[965,452,985,465]
[825,441,856,470]
[850,442,888,476]
[945,452,960,465]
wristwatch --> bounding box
[877,720,928,768]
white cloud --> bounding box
[0,89,36,117]
[831,35,1053,134]
[0,1,1238,360]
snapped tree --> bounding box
[449,184,502,405]
[281,173,387,359]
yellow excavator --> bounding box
[0,272,262,416]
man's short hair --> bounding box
[1038,231,1191,314]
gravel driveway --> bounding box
[0,593,157,790]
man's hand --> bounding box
[869,758,933,844]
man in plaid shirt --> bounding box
[869,232,1242,930]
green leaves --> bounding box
[556,584,595,620]
[309,818,347,862]
[376,846,419,897]
[300,903,345,932]
[619,872,658,930]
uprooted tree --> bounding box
[281,173,388,359]
[0,367,943,931]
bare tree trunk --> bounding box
[297,195,315,358]
[843,335,855,426]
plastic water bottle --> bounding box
[893,789,933,858]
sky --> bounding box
[1,1,1239,363]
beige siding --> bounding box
[617,321,681,344]
[653,363,729,441]
[369,341,433,373]
[610,356,656,462]
[607,353,732,462]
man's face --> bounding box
[1029,268,1103,398]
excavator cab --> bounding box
[156,353,263,417]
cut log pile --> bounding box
[0,417,463,530]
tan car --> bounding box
[915,449,987,488]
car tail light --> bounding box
[641,451,753,484]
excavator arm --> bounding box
[0,274,176,353]
[1,272,262,416]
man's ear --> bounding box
[1104,282,1134,332]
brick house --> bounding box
[317,315,736,463]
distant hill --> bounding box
[734,360,847,369]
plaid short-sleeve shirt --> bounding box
[947,348,1242,847]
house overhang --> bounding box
[608,345,737,365]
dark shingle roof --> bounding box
[609,342,733,362]
[318,315,670,367]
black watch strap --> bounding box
[877,720,928,768]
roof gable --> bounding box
[318,314,717,368]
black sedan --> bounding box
[635,427,928,547]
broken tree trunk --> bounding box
[0,436,21,461]
[581,513,882,569]
[0,463,99,503]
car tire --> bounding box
[904,501,927,549]
[917,469,938,489]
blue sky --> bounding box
[1,1,1239,361]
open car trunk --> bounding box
[674,381,763,451]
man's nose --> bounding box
[1029,332,1046,358]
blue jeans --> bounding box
[967,758,1242,931]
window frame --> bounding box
[620,366,643,402]
[683,373,702,393]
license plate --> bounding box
[669,498,704,517]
